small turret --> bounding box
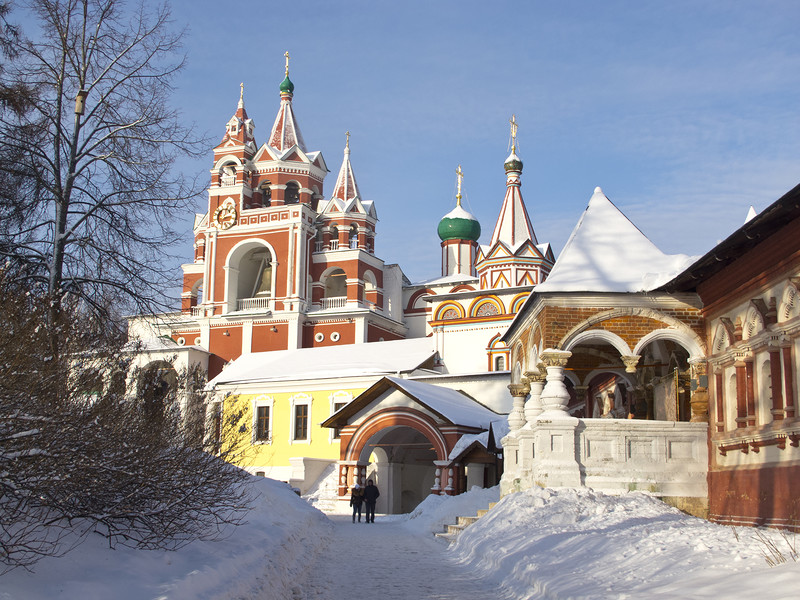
[438,165,481,277]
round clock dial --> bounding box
[213,204,236,229]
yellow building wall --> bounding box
[223,386,366,470]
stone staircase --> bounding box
[302,463,341,513]
[434,502,496,543]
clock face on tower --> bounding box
[213,203,237,229]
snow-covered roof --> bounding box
[383,376,501,429]
[447,418,509,460]
[206,338,436,389]
[442,205,478,222]
[535,187,696,293]
[414,272,479,287]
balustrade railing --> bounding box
[320,296,347,310]
[236,296,275,312]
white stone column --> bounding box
[432,460,449,495]
[539,350,573,416]
[507,381,530,431]
[532,349,582,488]
[523,369,546,424]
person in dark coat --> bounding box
[363,479,380,523]
[350,482,364,523]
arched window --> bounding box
[192,280,203,307]
[258,181,271,208]
[219,162,236,186]
[314,228,324,252]
[322,268,347,309]
[235,247,274,310]
[349,224,359,249]
[363,270,378,307]
[329,225,339,250]
[285,181,299,204]
[494,355,506,371]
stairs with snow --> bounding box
[302,463,342,513]
[434,502,496,543]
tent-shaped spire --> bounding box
[535,187,695,293]
[267,52,307,153]
[218,82,255,148]
[329,131,361,203]
[489,116,538,249]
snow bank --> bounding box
[449,486,800,599]
[1,476,331,600]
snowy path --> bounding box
[293,515,512,600]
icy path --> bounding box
[293,515,512,600]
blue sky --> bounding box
[69,1,800,283]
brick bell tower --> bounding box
[176,54,406,378]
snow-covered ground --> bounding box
[3,476,800,599]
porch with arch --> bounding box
[321,376,503,514]
[500,304,710,508]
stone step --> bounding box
[446,523,466,535]
[436,502,496,543]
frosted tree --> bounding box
[0,0,205,336]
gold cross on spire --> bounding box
[455,164,463,207]
[509,114,518,152]
[345,130,350,149]
[239,82,244,103]
[284,51,290,76]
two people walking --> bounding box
[350,479,380,523]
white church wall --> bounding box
[382,264,406,322]
[409,372,512,414]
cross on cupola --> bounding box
[509,114,518,153]
[284,51,290,76]
[455,164,464,207]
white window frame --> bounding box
[329,391,353,442]
[252,395,274,445]
[290,393,312,444]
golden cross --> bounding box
[239,82,244,103]
[455,164,463,206]
[346,130,350,149]
[284,51,290,75]
[509,114,518,151]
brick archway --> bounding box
[343,407,449,462]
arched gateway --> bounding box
[322,377,503,514]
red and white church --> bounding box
[129,55,800,528]
[128,55,553,511]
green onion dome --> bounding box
[504,150,523,172]
[280,75,295,94]
[437,205,481,241]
